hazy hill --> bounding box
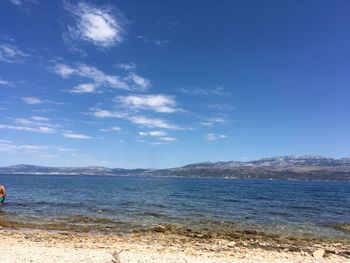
[1,156,349,181]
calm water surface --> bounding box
[0,175,349,239]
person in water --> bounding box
[0,185,6,206]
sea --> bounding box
[0,174,349,240]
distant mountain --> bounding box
[148,156,350,181]
[1,156,350,181]
[0,164,147,176]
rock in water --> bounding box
[313,249,325,259]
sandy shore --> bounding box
[1,228,349,263]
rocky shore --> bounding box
[1,225,349,263]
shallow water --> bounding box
[0,175,349,239]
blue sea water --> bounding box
[0,174,349,239]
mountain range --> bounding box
[1,156,350,181]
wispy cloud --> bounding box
[68,83,98,93]
[127,72,151,90]
[0,43,30,63]
[116,62,137,71]
[204,133,227,141]
[0,140,47,153]
[138,130,176,144]
[58,147,78,152]
[21,97,43,104]
[31,116,50,122]
[12,116,60,128]
[159,136,176,142]
[63,132,92,139]
[138,131,166,137]
[21,96,63,105]
[100,126,121,132]
[129,115,180,129]
[92,110,126,118]
[0,78,14,86]
[92,109,181,130]
[7,0,37,7]
[0,116,60,134]
[63,1,125,49]
[0,140,81,161]
[116,94,178,113]
[137,35,171,46]
[153,39,171,46]
[207,103,235,111]
[179,86,231,96]
[54,63,129,91]
[0,124,56,133]
[199,116,228,126]
[54,62,151,93]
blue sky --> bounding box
[0,0,349,168]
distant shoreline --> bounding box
[1,156,350,181]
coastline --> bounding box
[1,226,349,263]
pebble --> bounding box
[313,248,325,259]
[227,241,236,247]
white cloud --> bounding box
[138,130,166,137]
[204,133,227,141]
[21,97,43,104]
[8,0,23,6]
[100,126,121,132]
[54,62,151,93]
[117,63,137,71]
[137,35,149,43]
[64,2,124,48]
[77,64,128,88]
[207,103,235,111]
[63,132,92,139]
[54,63,129,90]
[12,117,60,129]
[153,39,171,46]
[58,147,78,152]
[127,72,151,90]
[138,36,171,46]
[0,80,9,85]
[0,124,55,133]
[0,78,13,86]
[91,108,181,130]
[138,131,176,143]
[199,116,228,126]
[21,97,63,105]
[0,140,47,153]
[0,43,30,63]
[159,136,176,142]
[31,116,50,122]
[179,86,231,96]
[116,94,178,113]
[54,63,75,77]
[68,83,98,93]
[129,115,180,129]
[92,110,126,118]
[8,0,37,7]
[0,116,60,134]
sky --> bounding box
[0,0,349,168]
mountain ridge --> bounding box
[1,155,350,181]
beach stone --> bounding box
[153,225,166,232]
[227,241,236,247]
[313,248,325,259]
